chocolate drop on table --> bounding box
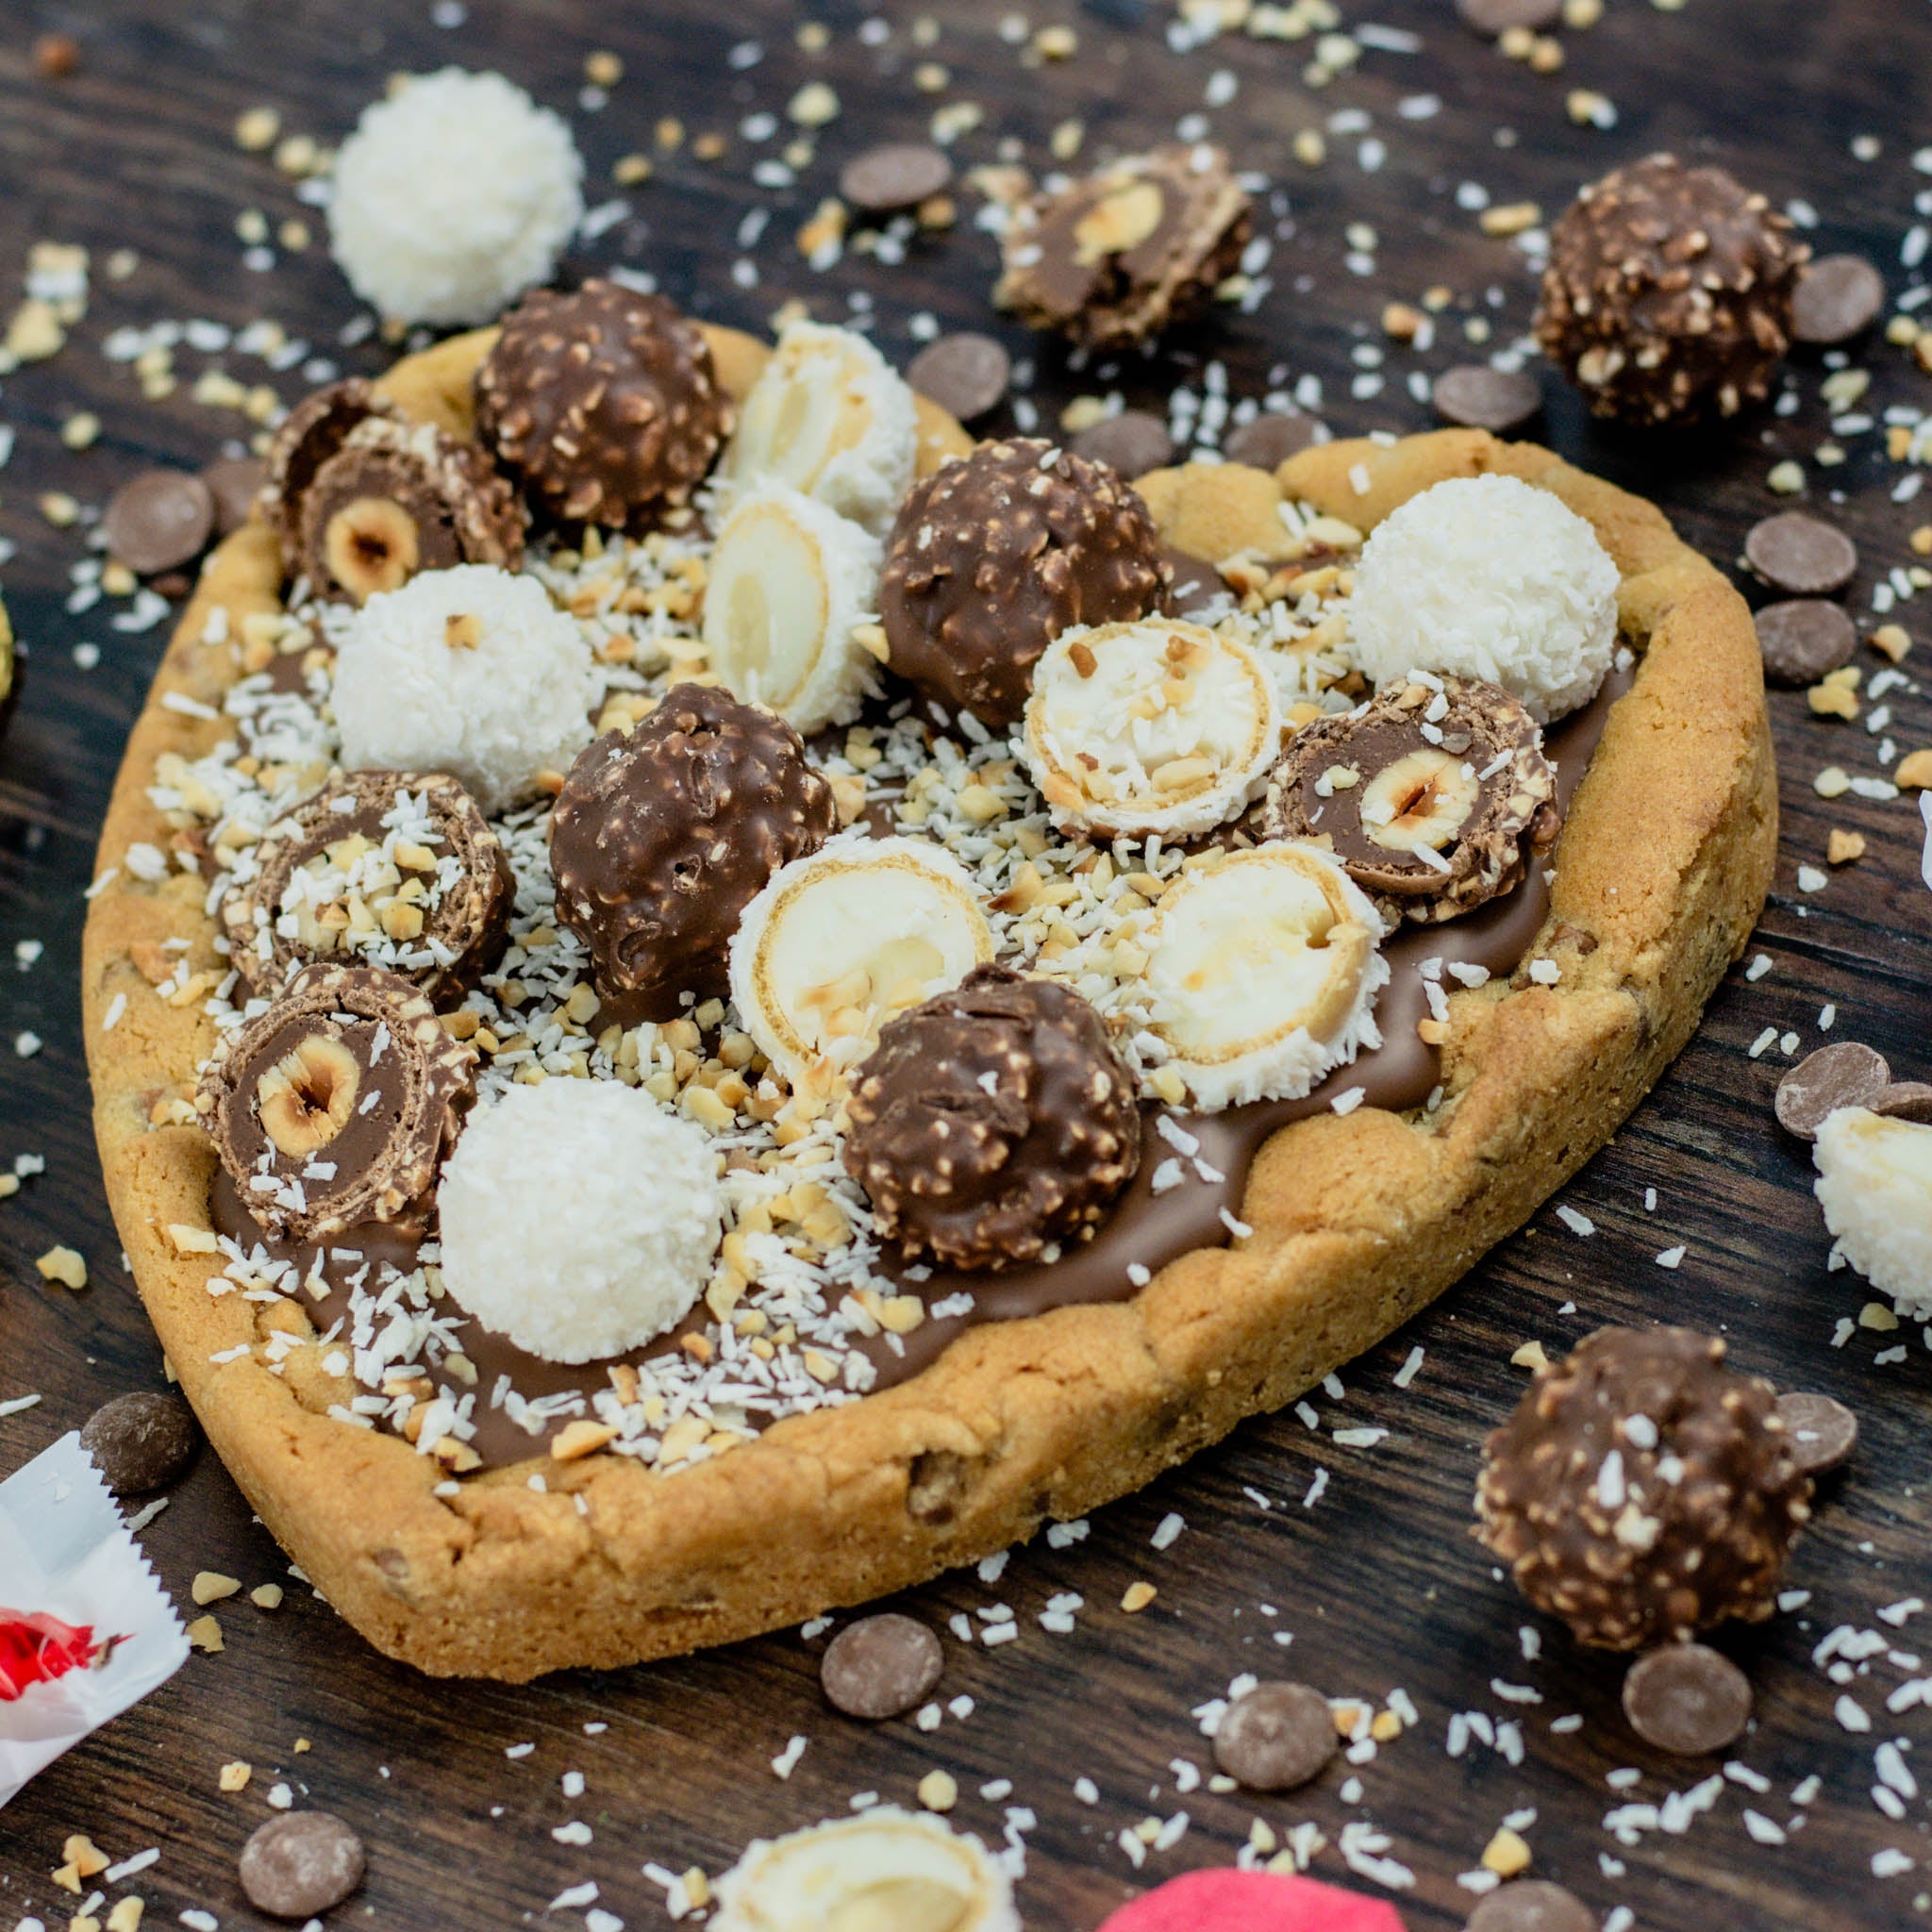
[1774,1041,1890,1141]
[78,1390,200,1494]
[102,468,216,575]
[820,1612,944,1719]
[1457,0,1561,29]
[1433,363,1542,434]
[239,1811,366,1918]
[1790,254,1887,345]
[839,141,953,213]
[1744,511,1857,596]
[1776,1391,1857,1477]
[1465,1880,1599,1932]
[1068,409,1177,478]
[1870,1080,1932,1123]
[201,455,268,536]
[1622,1642,1753,1755]
[1211,1680,1338,1790]
[1754,598,1857,686]
[906,332,1011,422]
[1222,410,1319,472]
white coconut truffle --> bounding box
[333,563,595,817]
[438,1081,723,1364]
[712,1807,1019,1932]
[719,320,919,535]
[1346,474,1620,724]
[1814,1106,1932,1320]
[328,68,584,326]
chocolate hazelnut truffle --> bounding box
[220,770,513,1004]
[1475,1326,1811,1650]
[878,438,1169,728]
[996,143,1252,351]
[843,964,1141,1272]
[549,684,836,1022]
[1264,677,1559,922]
[1536,154,1807,426]
[197,961,475,1243]
[475,279,730,527]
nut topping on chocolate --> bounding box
[475,279,730,527]
[550,684,835,1022]
[1264,677,1559,922]
[996,143,1253,351]
[197,961,475,1242]
[878,437,1170,728]
[843,964,1141,1272]
[1536,154,1807,426]
[1476,1326,1811,1650]
[220,771,513,1004]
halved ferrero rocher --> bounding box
[701,483,884,735]
[1021,617,1280,840]
[262,377,398,549]
[1141,842,1390,1111]
[1263,676,1560,924]
[219,770,514,1004]
[196,961,475,1242]
[727,836,994,1092]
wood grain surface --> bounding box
[1,2,1929,1928]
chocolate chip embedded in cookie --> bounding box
[1264,678,1560,923]
[996,142,1252,351]
[1475,1325,1812,1650]
[549,684,836,1023]
[1536,153,1807,426]
[219,770,513,1004]
[843,964,1140,1272]
[475,279,730,527]
[878,437,1169,728]
[196,961,475,1242]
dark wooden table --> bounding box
[2,3,1929,1927]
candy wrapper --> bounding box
[0,1430,188,1807]
[1096,1869,1409,1932]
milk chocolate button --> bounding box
[1069,409,1177,478]
[1622,1643,1752,1755]
[1465,1880,1598,1932]
[1774,1041,1890,1141]
[1871,1080,1932,1124]
[1775,1391,1857,1477]
[202,456,268,536]
[907,332,1011,422]
[1433,364,1542,434]
[79,1391,200,1495]
[103,470,216,575]
[239,1811,365,1919]
[1745,512,1857,597]
[820,1613,944,1719]
[1211,1681,1338,1790]
[840,141,954,213]
[1790,254,1886,345]
[1222,410,1319,472]
[1457,0,1560,28]
[1755,598,1857,686]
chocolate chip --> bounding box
[103,470,216,575]
[840,142,954,214]
[1457,0,1561,29]
[906,332,1011,422]
[820,1612,944,1719]
[1622,1643,1752,1756]
[1433,364,1543,434]
[1790,254,1887,346]
[201,457,267,537]
[78,1391,200,1495]
[1465,1882,1598,1932]
[1211,1680,1338,1791]
[239,1811,365,1919]
[1745,512,1857,597]
[1755,598,1857,687]
[1774,1041,1891,1141]
[1871,1080,1932,1124]
[1068,409,1177,478]
[1776,1391,1857,1478]
[1222,410,1319,472]
[1163,543,1224,617]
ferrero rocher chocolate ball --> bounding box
[549,684,835,1022]
[475,280,731,527]
[1535,154,1807,426]
[877,438,1170,728]
[1475,1325,1812,1650]
[843,964,1141,1272]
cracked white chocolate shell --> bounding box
[711,1806,1019,1932]
[717,319,920,535]
[1813,1107,1932,1321]
[728,834,994,1091]
[1142,842,1390,1110]
[1021,618,1282,840]
[702,484,883,736]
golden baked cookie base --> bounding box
[84,332,1774,1679]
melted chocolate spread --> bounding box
[211,661,1632,1466]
